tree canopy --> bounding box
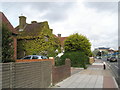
[64,33,92,56]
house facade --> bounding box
[0,12,18,60]
[56,34,67,52]
[16,16,61,59]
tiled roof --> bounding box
[0,12,18,34]
[58,37,67,46]
[16,23,43,37]
[98,47,110,50]
[16,21,50,37]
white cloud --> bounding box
[50,2,118,50]
[1,1,118,50]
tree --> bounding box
[59,33,92,68]
[92,49,99,57]
[64,33,91,56]
[102,51,108,56]
[2,24,14,62]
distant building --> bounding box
[96,47,118,56]
[97,47,110,52]
[56,34,67,52]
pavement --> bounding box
[52,59,119,88]
[71,67,83,75]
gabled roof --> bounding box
[54,34,67,46]
[16,21,51,38]
[0,12,18,34]
[58,37,67,46]
[98,47,110,50]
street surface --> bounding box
[52,59,118,88]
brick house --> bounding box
[15,16,60,59]
[16,16,53,36]
[0,12,18,60]
[56,34,67,52]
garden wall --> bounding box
[0,58,71,89]
[89,57,95,64]
[52,58,71,85]
[1,61,52,89]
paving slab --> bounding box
[94,75,103,88]
[52,59,118,88]
[85,75,98,88]
[76,75,92,88]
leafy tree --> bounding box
[2,24,14,62]
[64,33,91,56]
[102,51,108,56]
[57,33,92,68]
[97,51,101,56]
[92,49,99,57]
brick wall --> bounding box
[0,63,2,89]
[89,57,95,64]
[13,36,17,60]
[0,58,71,89]
[16,59,54,66]
[52,58,71,85]
[1,61,52,89]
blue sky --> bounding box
[0,0,118,50]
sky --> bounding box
[0,0,118,51]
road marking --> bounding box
[114,66,119,69]
[92,63,103,65]
[112,77,119,88]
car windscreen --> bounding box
[111,57,115,58]
[22,56,31,59]
[42,56,48,59]
[32,56,39,59]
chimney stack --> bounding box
[31,21,37,23]
[19,16,26,30]
[50,29,53,33]
[58,34,61,37]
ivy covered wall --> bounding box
[17,21,61,59]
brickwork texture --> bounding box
[52,58,71,85]
[1,59,71,89]
[1,61,52,88]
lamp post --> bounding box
[100,50,102,59]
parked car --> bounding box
[109,57,117,62]
[107,57,111,61]
[21,55,48,59]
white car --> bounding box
[21,55,48,59]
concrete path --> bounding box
[52,59,119,88]
[71,67,83,75]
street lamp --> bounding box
[100,50,102,59]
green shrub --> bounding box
[60,51,89,69]
[2,24,14,63]
[54,56,65,66]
